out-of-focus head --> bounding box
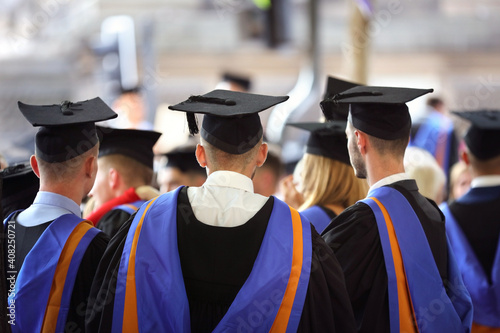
[452,110,500,161]
[217,72,252,92]
[404,146,446,203]
[89,127,161,208]
[448,161,472,201]
[158,145,207,193]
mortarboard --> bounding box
[323,85,433,140]
[163,145,204,174]
[18,97,117,163]
[287,121,350,165]
[222,72,252,91]
[96,126,162,169]
[1,163,39,219]
[320,76,362,121]
[452,110,500,160]
[168,90,289,155]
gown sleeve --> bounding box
[85,214,136,333]
[297,225,357,333]
[66,231,109,331]
[322,202,390,333]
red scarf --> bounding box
[86,187,140,225]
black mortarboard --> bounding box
[164,145,204,174]
[168,90,289,155]
[18,98,117,163]
[320,76,361,121]
[96,127,161,169]
[222,72,252,91]
[325,85,433,140]
[287,121,350,165]
[452,110,500,160]
[1,163,39,219]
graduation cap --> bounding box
[325,85,434,140]
[286,121,350,165]
[168,90,289,155]
[163,145,204,174]
[320,76,362,121]
[96,126,162,169]
[1,163,39,219]
[452,110,500,160]
[222,72,252,92]
[18,97,117,163]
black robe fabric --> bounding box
[322,180,448,333]
[86,187,357,333]
[449,186,500,280]
[96,209,132,238]
[3,213,108,332]
[319,205,337,220]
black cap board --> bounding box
[320,76,362,121]
[1,163,39,219]
[452,110,500,160]
[163,145,205,174]
[97,126,161,169]
[286,121,350,165]
[168,90,289,155]
[324,85,434,140]
[18,97,117,163]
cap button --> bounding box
[60,101,74,115]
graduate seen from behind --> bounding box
[85,90,356,333]
[85,127,161,237]
[3,98,116,332]
[321,86,473,333]
[440,110,500,332]
[280,121,368,234]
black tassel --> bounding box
[186,113,199,135]
[187,95,235,106]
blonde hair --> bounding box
[99,154,154,187]
[298,154,369,211]
[404,147,446,203]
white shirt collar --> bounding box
[470,175,500,188]
[33,191,81,217]
[203,170,255,193]
[368,173,409,196]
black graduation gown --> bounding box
[96,209,132,238]
[86,187,356,333]
[3,213,108,332]
[322,180,448,333]
[448,186,500,279]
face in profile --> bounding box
[346,122,367,179]
[88,159,114,210]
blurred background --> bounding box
[1,0,500,166]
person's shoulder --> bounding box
[330,201,373,228]
[322,201,376,244]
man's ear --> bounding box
[108,168,120,190]
[30,155,41,178]
[195,144,207,168]
[84,155,97,179]
[256,142,268,168]
[355,130,367,155]
[461,150,470,166]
